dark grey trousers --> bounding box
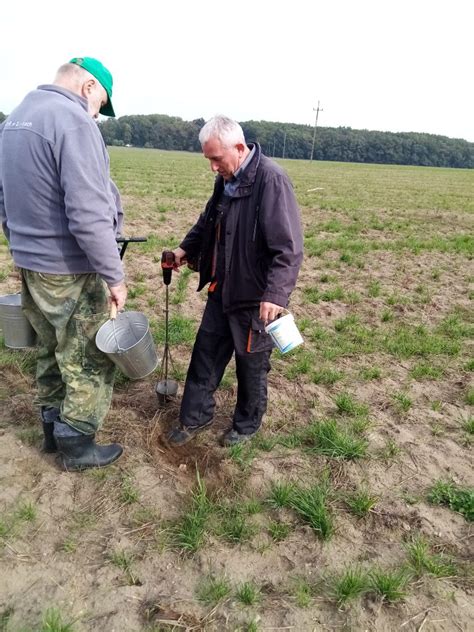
[179,296,273,435]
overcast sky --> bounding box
[1,0,472,141]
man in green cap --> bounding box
[0,57,127,470]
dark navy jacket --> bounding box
[180,143,303,312]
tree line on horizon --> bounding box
[1,110,472,168]
[98,114,474,168]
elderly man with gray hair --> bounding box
[168,115,303,447]
[0,57,127,470]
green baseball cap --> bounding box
[69,56,115,117]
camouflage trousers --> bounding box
[21,270,115,434]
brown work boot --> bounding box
[221,428,257,447]
[167,421,213,446]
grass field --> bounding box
[0,147,473,631]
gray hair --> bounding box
[199,115,246,147]
[54,63,94,88]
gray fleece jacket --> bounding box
[0,85,124,286]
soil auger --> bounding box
[155,250,179,405]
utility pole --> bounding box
[310,100,323,162]
[272,137,276,157]
[282,130,287,159]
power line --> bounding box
[310,100,323,162]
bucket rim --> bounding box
[0,293,22,307]
[96,311,151,354]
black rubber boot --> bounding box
[55,433,123,471]
[40,406,60,453]
[41,421,57,453]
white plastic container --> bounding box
[265,311,303,354]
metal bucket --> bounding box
[0,293,36,349]
[95,311,159,380]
